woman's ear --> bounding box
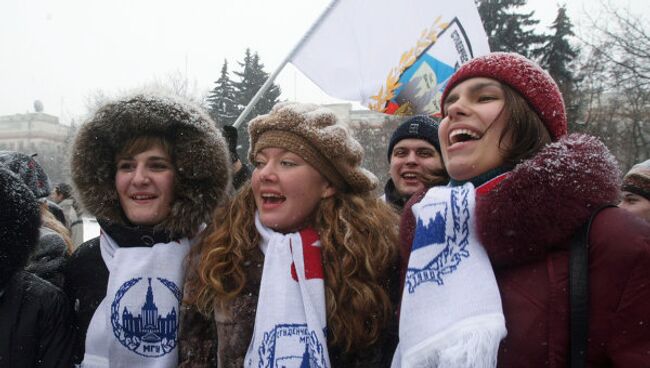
[321,182,337,199]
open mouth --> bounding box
[401,172,419,180]
[261,193,286,204]
[131,194,157,200]
[449,128,482,145]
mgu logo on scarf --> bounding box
[110,277,182,357]
[406,186,471,293]
[255,324,327,368]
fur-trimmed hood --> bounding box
[476,134,621,267]
[71,93,231,237]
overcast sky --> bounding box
[0,0,647,123]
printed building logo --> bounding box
[255,324,327,368]
[111,277,182,357]
[369,17,476,115]
[406,186,471,293]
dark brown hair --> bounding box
[116,135,174,163]
[498,84,552,166]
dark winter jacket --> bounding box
[24,227,68,288]
[400,134,650,367]
[63,236,105,364]
[64,94,231,364]
[1,167,74,367]
[382,178,408,212]
[0,271,75,368]
[232,162,251,190]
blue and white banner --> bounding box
[290,0,490,115]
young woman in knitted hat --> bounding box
[184,102,399,367]
[396,52,650,367]
[63,93,231,367]
[620,159,650,222]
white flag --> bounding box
[291,0,490,115]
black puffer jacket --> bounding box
[25,227,68,288]
[0,167,75,367]
[0,271,75,368]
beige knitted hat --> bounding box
[622,159,650,200]
[248,102,377,193]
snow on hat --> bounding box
[0,151,51,198]
[0,167,41,286]
[71,93,230,237]
[622,159,650,200]
[441,52,567,141]
[387,115,441,162]
[248,102,377,193]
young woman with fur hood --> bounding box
[64,93,231,367]
[183,102,399,367]
[397,53,650,367]
[0,167,75,368]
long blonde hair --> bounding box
[189,183,398,352]
[40,202,74,254]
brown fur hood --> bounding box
[476,134,621,268]
[71,93,231,237]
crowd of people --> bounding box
[1,52,649,368]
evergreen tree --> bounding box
[535,5,580,126]
[475,0,545,58]
[231,48,282,158]
[233,48,281,119]
[206,59,239,126]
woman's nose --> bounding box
[258,163,277,182]
[132,165,150,185]
[446,99,468,119]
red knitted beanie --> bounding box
[440,52,567,141]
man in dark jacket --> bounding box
[0,167,75,368]
[383,115,448,212]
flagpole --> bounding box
[232,0,340,128]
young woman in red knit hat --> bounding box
[396,52,650,367]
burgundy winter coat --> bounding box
[400,134,650,367]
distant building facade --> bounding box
[0,112,70,153]
[0,111,73,184]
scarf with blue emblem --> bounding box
[245,213,330,368]
[392,182,506,368]
[82,230,192,368]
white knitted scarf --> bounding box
[392,183,506,368]
[245,214,330,368]
[82,232,191,368]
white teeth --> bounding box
[132,195,155,200]
[449,128,481,143]
[261,193,283,199]
[450,129,480,139]
[402,173,417,179]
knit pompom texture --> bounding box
[441,52,567,141]
[248,102,377,193]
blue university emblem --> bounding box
[406,186,471,293]
[370,17,476,115]
[254,324,327,368]
[110,277,182,357]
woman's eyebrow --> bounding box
[469,81,502,93]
